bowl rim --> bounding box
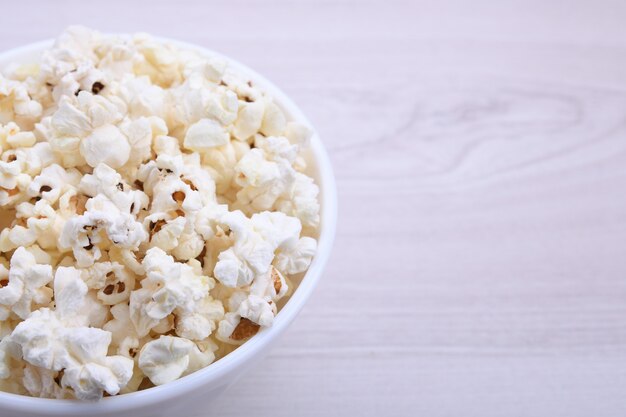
[0,35,337,414]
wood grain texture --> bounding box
[3,1,626,416]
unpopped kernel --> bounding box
[0,26,319,400]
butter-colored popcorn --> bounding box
[0,26,320,400]
[108,246,145,276]
[6,131,36,148]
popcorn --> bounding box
[114,76,167,118]
[129,247,221,339]
[168,78,238,133]
[183,55,226,84]
[183,118,229,151]
[0,27,320,400]
[132,35,183,88]
[147,214,186,252]
[175,295,224,341]
[59,198,148,267]
[284,121,313,145]
[80,124,131,168]
[216,266,288,344]
[213,211,311,288]
[103,303,140,358]
[275,235,317,274]
[233,100,265,141]
[233,135,320,228]
[39,26,100,87]
[0,337,21,378]
[275,172,321,230]
[233,145,295,213]
[200,140,250,193]
[217,314,260,343]
[138,336,215,386]
[6,267,133,400]
[212,210,275,288]
[237,294,275,327]
[22,365,67,399]
[27,164,82,204]
[79,163,149,214]
[81,261,135,305]
[138,336,191,385]
[0,74,43,128]
[259,101,287,137]
[52,61,105,104]
[0,123,57,208]
[0,247,53,320]
[120,116,167,169]
[221,72,263,103]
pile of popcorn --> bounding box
[0,27,319,400]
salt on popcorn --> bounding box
[0,26,320,400]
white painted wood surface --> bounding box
[3,1,626,415]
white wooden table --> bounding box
[3,1,626,415]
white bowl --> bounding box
[0,37,337,417]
